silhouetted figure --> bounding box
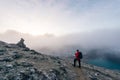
[74,50,83,68]
[17,38,26,48]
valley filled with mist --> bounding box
[0,29,120,70]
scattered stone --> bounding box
[0,41,8,47]
[6,44,19,48]
[13,61,20,66]
[0,48,7,55]
[22,47,30,51]
[20,61,33,67]
[90,77,98,80]
[2,57,13,62]
[0,52,4,55]
[95,73,99,76]
[11,52,22,59]
[30,49,40,54]
[6,64,13,68]
[30,68,36,73]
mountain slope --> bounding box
[0,39,120,80]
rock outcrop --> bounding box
[16,38,26,48]
[0,40,120,80]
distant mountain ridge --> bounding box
[0,39,120,80]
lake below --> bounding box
[87,58,120,70]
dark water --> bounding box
[88,58,120,70]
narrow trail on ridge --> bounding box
[64,59,90,80]
[73,67,90,80]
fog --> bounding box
[0,28,120,57]
[0,29,120,65]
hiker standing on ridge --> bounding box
[73,49,83,68]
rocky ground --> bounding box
[0,40,120,80]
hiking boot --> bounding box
[79,66,81,68]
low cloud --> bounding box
[0,28,120,56]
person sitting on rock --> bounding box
[17,38,26,48]
[73,49,83,68]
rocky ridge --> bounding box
[0,39,120,80]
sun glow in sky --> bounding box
[0,0,120,36]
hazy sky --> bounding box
[0,0,120,36]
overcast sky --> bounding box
[0,0,120,36]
